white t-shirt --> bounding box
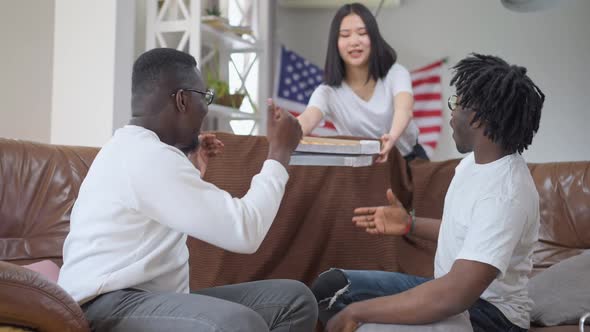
[307,63,419,156]
[434,152,539,329]
[58,125,289,304]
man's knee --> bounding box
[221,305,269,332]
[311,269,349,304]
[181,305,269,332]
[275,279,318,315]
[276,279,318,331]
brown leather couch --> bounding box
[0,133,587,331]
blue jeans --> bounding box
[311,269,527,332]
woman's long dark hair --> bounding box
[324,3,397,86]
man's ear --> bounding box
[175,89,187,113]
[468,111,483,129]
[470,120,483,129]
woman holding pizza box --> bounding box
[297,3,427,162]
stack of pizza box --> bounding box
[289,137,380,167]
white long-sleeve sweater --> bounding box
[57,125,289,304]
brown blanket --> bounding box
[188,133,413,289]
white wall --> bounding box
[113,1,136,132]
[0,0,55,143]
[51,0,134,147]
[135,0,147,59]
[276,0,590,162]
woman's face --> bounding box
[337,14,371,68]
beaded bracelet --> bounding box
[404,209,416,235]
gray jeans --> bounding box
[82,279,318,332]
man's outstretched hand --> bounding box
[352,189,410,236]
[189,133,224,177]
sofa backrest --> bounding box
[0,138,98,266]
[0,134,414,289]
[4,135,584,286]
[408,158,590,277]
[528,162,590,274]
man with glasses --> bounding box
[311,53,545,332]
[58,48,318,331]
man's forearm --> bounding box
[267,148,292,168]
[408,217,441,242]
[348,277,465,325]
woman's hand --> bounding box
[297,106,324,137]
[375,133,396,163]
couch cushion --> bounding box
[22,260,60,283]
[529,251,590,326]
[357,311,472,331]
[0,139,98,264]
[528,162,590,275]
[400,158,460,278]
[409,158,460,220]
[529,326,580,332]
[0,327,33,332]
[0,261,90,331]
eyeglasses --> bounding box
[172,88,215,105]
[448,95,458,111]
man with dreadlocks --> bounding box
[310,53,545,332]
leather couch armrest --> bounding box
[0,261,90,332]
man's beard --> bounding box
[178,135,200,156]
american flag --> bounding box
[274,46,444,156]
[274,46,338,136]
[410,60,445,158]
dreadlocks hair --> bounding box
[450,53,545,154]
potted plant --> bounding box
[202,1,229,31]
[206,71,245,109]
[205,2,221,16]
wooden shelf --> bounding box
[208,103,257,120]
[201,23,260,52]
[147,0,270,134]
[152,19,259,53]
